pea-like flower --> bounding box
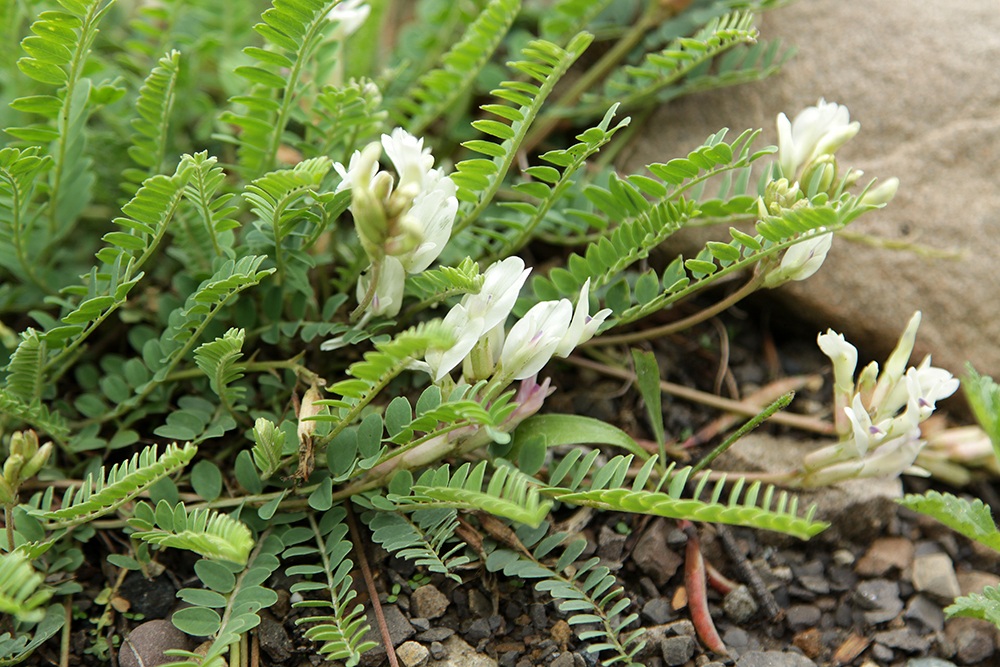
[334,128,458,318]
[327,0,370,40]
[798,311,958,486]
[777,99,860,181]
[424,257,531,381]
[762,231,833,288]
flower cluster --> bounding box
[421,257,612,384]
[336,128,458,318]
[327,0,370,40]
[761,100,897,289]
[794,312,959,486]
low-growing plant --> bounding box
[0,0,921,665]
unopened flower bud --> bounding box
[860,177,899,206]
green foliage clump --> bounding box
[0,0,901,664]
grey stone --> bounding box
[256,611,293,663]
[660,635,697,666]
[499,650,520,667]
[464,618,492,642]
[913,553,962,602]
[410,617,430,632]
[871,642,895,662]
[411,584,450,620]
[359,605,415,667]
[797,575,830,595]
[597,524,627,567]
[853,579,903,625]
[430,641,447,660]
[529,602,548,629]
[632,518,683,586]
[624,0,1000,379]
[905,594,945,632]
[855,537,914,577]
[432,635,498,667]
[468,588,492,618]
[735,651,817,667]
[642,597,675,625]
[945,617,997,665]
[119,620,193,667]
[874,628,931,654]
[550,653,575,667]
[723,585,759,624]
[416,627,454,643]
[397,640,430,667]
[785,604,822,631]
[906,659,958,667]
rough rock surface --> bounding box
[624,0,1000,377]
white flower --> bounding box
[843,394,889,457]
[327,0,370,40]
[869,311,930,417]
[777,99,860,180]
[382,128,435,198]
[500,299,574,380]
[464,257,531,333]
[764,231,833,287]
[553,279,612,358]
[356,255,405,318]
[334,148,378,193]
[817,328,858,393]
[425,303,482,381]
[394,170,458,273]
[423,258,531,381]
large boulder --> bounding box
[624,0,1000,375]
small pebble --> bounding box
[416,627,454,642]
[913,553,961,602]
[119,620,192,667]
[853,579,903,624]
[597,524,627,566]
[946,617,996,664]
[785,604,822,631]
[550,653,575,667]
[409,617,430,632]
[870,642,895,662]
[855,537,914,577]
[723,585,758,624]
[660,635,697,666]
[499,649,520,667]
[643,597,675,625]
[430,641,447,660]
[632,520,683,586]
[904,595,945,632]
[410,584,450,620]
[735,650,817,667]
[874,628,931,653]
[464,618,492,642]
[396,640,430,667]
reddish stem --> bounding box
[680,521,728,656]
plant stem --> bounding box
[587,276,763,347]
[690,391,794,475]
[566,355,834,435]
[345,502,400,667]
[681,520,727,656]
[4,505,14,552]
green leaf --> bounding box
[511,414,648,461]
[190,461,223,502]
[964,365,1000,458]
[945,587,1000,625]
[631,349,665,447]
[900,491,1000,552]
[172,606,222,637]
